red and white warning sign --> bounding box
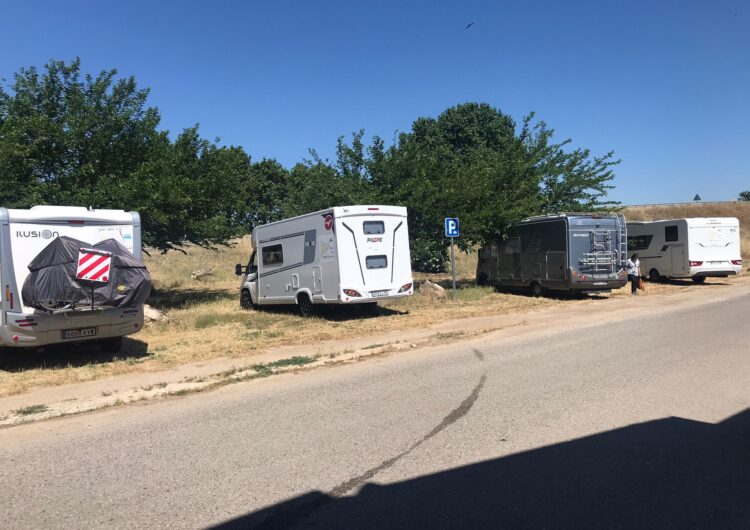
[76,248,112,283]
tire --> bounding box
[477,273,489,286]
[530,281,544,297]
[297,293,315,317]
[692,276,706,284]
[100,336,123,354]
[648,269,661,282]
[240,290,254,310]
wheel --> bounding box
[648,269,661,282]
[240,290,254,310]
[692,276,706,284]
[530,281,544,297]
[477,273,489,286]
[100,336,123,354]
[297,293,315,317]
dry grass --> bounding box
[2,203,747,396]
[623,202,750,260]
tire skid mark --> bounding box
[472,348,485,361]
[250,374,488,529]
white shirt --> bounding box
[626,259,640,276]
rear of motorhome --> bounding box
[627,218,742,283]
[477,213,628,295]
[236,205,413,315]
[1,206,146,351]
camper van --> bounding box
[236,205,414,315]
[0,206,145,351]
[476,213,628,296]
[627,218,742,283]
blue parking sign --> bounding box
[445,217,460,238]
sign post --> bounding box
[444,218,460,298]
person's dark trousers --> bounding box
[628,274,638,294]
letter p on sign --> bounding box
[444,218,460,238]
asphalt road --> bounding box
[2,292,749,529]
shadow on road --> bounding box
[214,408,750,529]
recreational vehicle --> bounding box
[476,213,628,295]
[236,205,413,315]
[1,206,148,351]
[627,218,742,283]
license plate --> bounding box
[62,327,97,340]
[371,290,390,298]
[593,282,607,286]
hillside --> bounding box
[623,202,750,260]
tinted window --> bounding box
[628,235,653,251]
[665,225,678,242]
[505,237,521,254]
[366,255,388,269]
[363,221,385,234]
[262,244,283,266]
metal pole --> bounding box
[450,236,456,298]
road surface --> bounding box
[2,292,749,529]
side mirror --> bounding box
[235,263,244,276]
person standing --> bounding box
[627,253,641,295]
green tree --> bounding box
[739,191,750,201]
[0,59,161,207]
[0,58,280,251]
[331,103,620,271]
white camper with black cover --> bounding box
[0,206,147,351]
[236,205,414,316]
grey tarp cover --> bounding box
[22,236,152,311]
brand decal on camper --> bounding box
[324,214,333,231]
[16,230,59,239]
[76,248,113,283]
[367,237,383,243]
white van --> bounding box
[1,206,145,350]
[235,205,414,315]
[627,218,743,283]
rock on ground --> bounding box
[419,280,446,298]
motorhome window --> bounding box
[627,235,653,251]
[366,255,388,269]
[505,237,521,254]
[363,221,385,234]
[665,226,678,242]
[262,244,284,266]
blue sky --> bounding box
[1,0,748,204]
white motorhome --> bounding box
[1,206,145,350]
[627,218,743,283]
[235,205,414,315]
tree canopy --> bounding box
[1,60,620,267]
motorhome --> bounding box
[235,205,413,315]
[627,218,742,283]
[1,206,146,351]
[476,213,628,296]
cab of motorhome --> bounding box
[627,218,742,283]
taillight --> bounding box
[689,261,703,267]
[732,259,742,266]
[343,289,361,297]
[15,318,37,327]
[398,283,413,293]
